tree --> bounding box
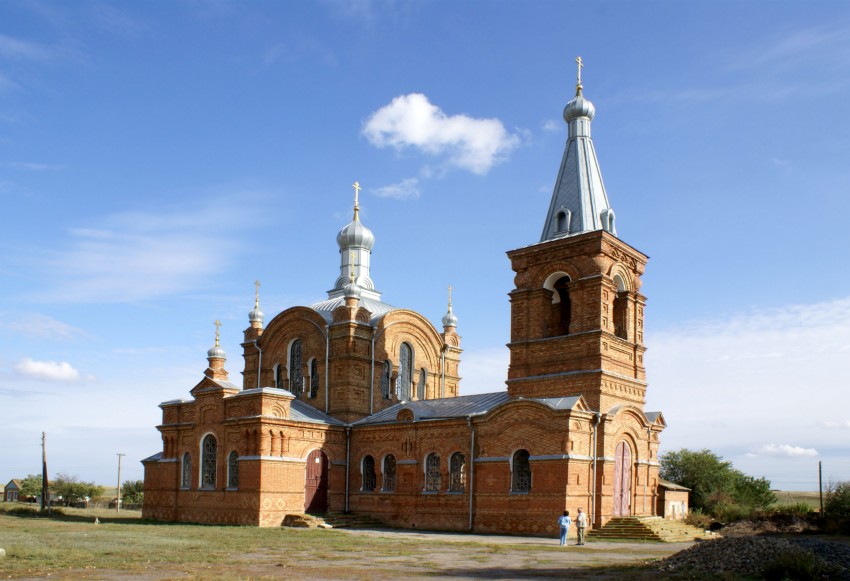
[121,480,144,504]
[825,480,850,517]
[18,474,43,499]
[51,473,105,504]
[660,448,775,515]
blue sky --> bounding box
[1,0,849,491]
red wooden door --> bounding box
[305,449,328,514]
[612,441,632,517]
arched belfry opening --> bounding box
[613,274,628,340]
[551,276,572,336]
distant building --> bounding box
[658,479,690,520]
[4,479,21,502]
[143,68,667,535]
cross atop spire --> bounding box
[448,284,453,307]
[575,56,584,95]
[352,181,361,221]
[254,280,261,308]
[214,320,222,346]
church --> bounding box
[142,68,666,535]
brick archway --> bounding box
[612,441,632,517]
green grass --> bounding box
[772,490,822,510]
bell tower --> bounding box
[507,59,648,412]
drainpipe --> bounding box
[591,412,600,527]
[644,425,651,515]
[467,416,475,530]
[345,426,351,513]
[250,341,263,389]
[324,328,330,414]
[440,345,447,398]
[370,331,376,415]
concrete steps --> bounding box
[588,516,716,542]
[282,512,386,529]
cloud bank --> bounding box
[14,358,81,382]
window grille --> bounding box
[289,339,303,397]
[362,455,376,492]
[181,453,191,488]
[227,451,239,488]
[310,359,319,398]
[512,449,531,493]
[425,453,440,492]
[381,360,391,399]
[417,368,426,400]
[397,343,413,401]
[449,452,465,492]
[201,435,217,489]
[383,455,396,492]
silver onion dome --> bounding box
[442,308,458,327]
[336,219,375,251]
[207,344,226,359]
[343,278,362,300]
[249,305,264,324]
[563,92,595,122]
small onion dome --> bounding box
[207,344,226,359]
[336,219,375,251]
[343,279,362,300]
[249,305,264,324]
[442,305,458,328]
[563,92,595,122]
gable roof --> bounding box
[290,400,346,425]
[5,479,22,490]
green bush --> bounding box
[825,480,850,517]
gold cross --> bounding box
[448,285,453,307]
[576,56,583,86]
[352,181,361,206]
[349,251,357,282]
[254,280,261,304]
[214,320,222,346]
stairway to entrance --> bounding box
[588,516,716,542]
[282,512,386,529]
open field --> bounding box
[0,505,693,580]
[772,490,823,510]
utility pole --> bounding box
[819,461,824,516]
[116,453,125,512]
[41,432,49,513]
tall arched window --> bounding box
[416,368,426,400]
[511,449,531,493]
[227,451,239,489]
[201,435,217,489]
[425,453,440,492]
[289,339,303,397]
[381,360,392,400]
[362,455,376,492]
[449,452,465,492]
[397,343,413,401]
[383,455,396,492]
[613,274,628,340]
[553,276,571,336]
[274,363,283,390]
[309,358,319,398]
[181,453,192,488]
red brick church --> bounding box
[142,71,666,535]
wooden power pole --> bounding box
[116,453,125,512]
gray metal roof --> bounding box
[353,392,511,425]
[309,295,397,324]
[290,399,346,426]
[541,82,617,242]
[529,395,584,410]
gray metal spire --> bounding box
[328,182,382,301]
[541,57,617,242]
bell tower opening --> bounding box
[552,276,572,336]
[613,274,628,340]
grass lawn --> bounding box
[0,504,688,579]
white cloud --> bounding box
[14,358,81,382]
[542,119,560,132]
[28,195,261,303]
[362,93,521,175]
[755,444,818,458]
[822,420,850,429]
[2,313,86,340]
[372,178,420,200]
[0,34,55,61]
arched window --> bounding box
[383,455,396,492]
[553,276,571,336]
[201,435,217,489]
[512,449,531,493]
[416,368,426,400]
[556,209,571,233]
[274,363,283,390]
[309,358,319,398]
[227,451,239,489]
[362,455,376,492]
[181,453,191,488]
[613,274,628,340]
[381,360,392,400]
[397,343,413,401]
[289,339,303,397]
[449,452,465,492]
[425,453,440,492]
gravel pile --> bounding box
[659,536,850,579]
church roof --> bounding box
[290,399,346,425]
[309,295,397,324]
[540,60,617,242]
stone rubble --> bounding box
[659,536,850,579]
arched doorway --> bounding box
[305,449,329,514]
[612,441,632,517]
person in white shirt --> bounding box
[575,507,587,545]
[557,511,572,546]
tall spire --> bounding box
[207,320,226,360]
[540,57,617,242]
[248,280,264,327]
[442,285,458,328]
[331,181,381,301]
[352,181,361,222]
